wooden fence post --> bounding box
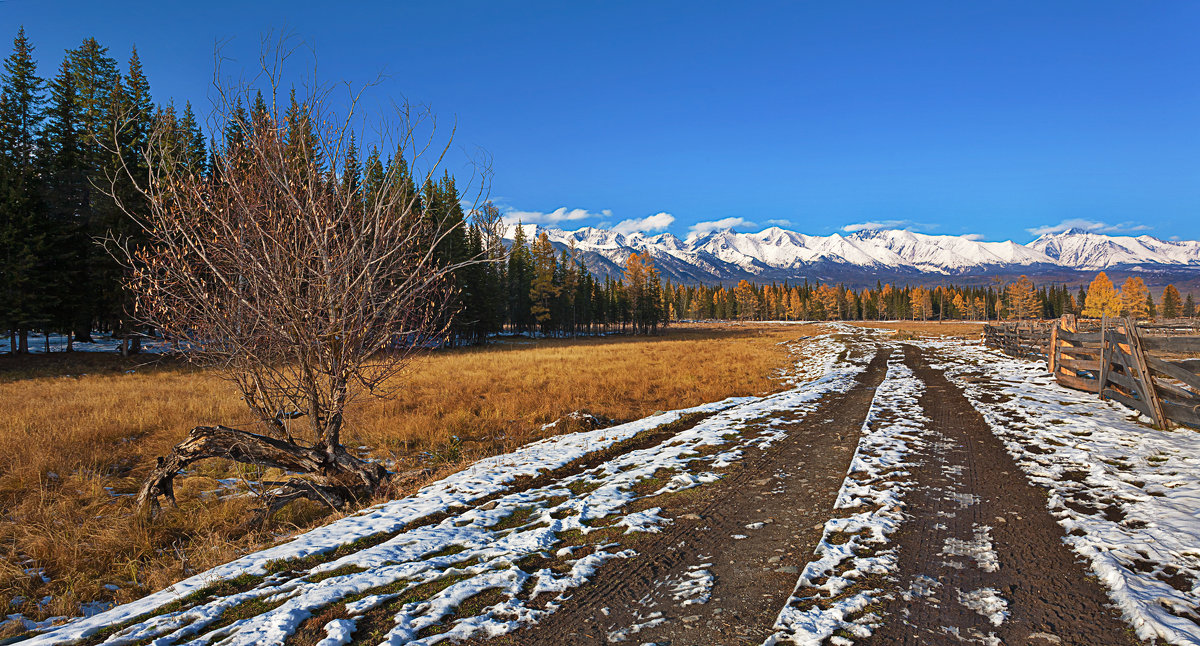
[1098,315,1110,401]
[1049,321,1059,374]
[1126,317,1169,429]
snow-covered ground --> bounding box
[0,332,173,355]
[926,340,1200,645]
[21,329,862,645]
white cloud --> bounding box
[960,233,985,241]
[502,207,610,226]
[1026,218,1152,236]
[842,219,934,233]
[612,212,675,236]
[687,217,752,238]
[765,219,793,227]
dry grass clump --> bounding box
[0,322,809,630]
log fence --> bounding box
[984,317,1200,429]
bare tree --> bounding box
[106,43,483,515]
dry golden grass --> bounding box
[0,322,813,628]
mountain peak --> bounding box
[1058,227,1093,236]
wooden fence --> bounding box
[984,317,1200,429]
[982,320,1053,361]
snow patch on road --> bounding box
[958,587,1008,626]
[941,525,999,573]
[670,562,715,607]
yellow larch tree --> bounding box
[1120,276,1150,319]
[1082,272,1122,318]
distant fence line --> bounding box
[983,316,1200,430]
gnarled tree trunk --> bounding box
[136,425,389,515]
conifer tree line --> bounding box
[0,28,209,352]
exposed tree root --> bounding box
[136,425,389,516]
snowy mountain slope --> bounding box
[1029,228,1200,270]
[503,224,1200,284]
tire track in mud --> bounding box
[473,344,892,645]
[858,345,1139,646]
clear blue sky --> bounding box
[4,1,1199,242]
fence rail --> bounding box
[984,316,1200,429]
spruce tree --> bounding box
[1161,284,1183,319]
[0,26,44,173]
[507,223,533,332]
[40,59,91,343]
[178,101,206,176]
[0,148,43,352]
[0,26,49,350]
[340,133,361,200]
[65,37,123,336]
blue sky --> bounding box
[4,1,1198,242]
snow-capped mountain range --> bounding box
[504,224,1200,286]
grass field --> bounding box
[0,322,818,629]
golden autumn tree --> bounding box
[909,287,933,320]
[1121,276,1151,319]
[1005,275,1040,320]
[972,296,986,320]
[1082,272,1122,318]
[952,292,968,319]
[529,232,560,331]
[733,280,758,321]
[787,288,806,320]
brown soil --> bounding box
[470,344,893,645]
[857,345,1139,645]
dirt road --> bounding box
[475,341,1138,645]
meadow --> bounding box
[0,322,814,630]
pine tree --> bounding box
[0,148,44,352]
[507,223,533,332]
[0,26,49,351]
[66,37,124,336]
[340,134,361,201]
[1185,293,1196,318]
[177,101,206,176]
[1,26,44,173]
[1161,284,1182,319]
[40,59,91,343]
